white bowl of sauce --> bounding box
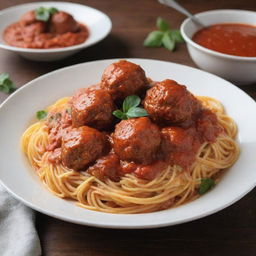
[0,2,112,61]
[181,9,256,85]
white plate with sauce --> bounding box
[0,58,256,229]
[0,2,112,61]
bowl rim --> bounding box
[0,1,112,53]
[180,9,256,62]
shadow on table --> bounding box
[36,189,256,256]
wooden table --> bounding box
[1,0,256,255]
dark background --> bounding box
[0,0,256,255]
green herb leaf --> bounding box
[0,73,16,94]
[126,107,148,118]
[113,95,148,120]
[35,7,50,21]
[123,95,141,113]
[36,110,48,120]
[156,17,169,31]
[35,7,58,22]
[49,7,58,15]
[144,31,164,47]
[162,32,175,51]
[113,110,127,120]
[0,73,9,84]
[143,17,184,51]
[199,178,215,195]
[169,29,185,43]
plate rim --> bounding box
[0,58,256,229]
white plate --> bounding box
[0,2,112,61]
[0,59,256,229]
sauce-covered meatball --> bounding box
[161,126,200,168]
[143,79,202,126]
[112,117,161,164]
[71,88,115,130]
[88,153,121,181]
[20,11,37,26]
[196,109,223,142]
[101,60,148,101]
[49,11,79,34]
[61,126,107,170]
[20,10,46,36]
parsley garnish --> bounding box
[199,178,215,195]
[0,73,16,94]
[144,17,184,51]
[35,7,58,22]
[113,95,148,120]
[36,110,48,120]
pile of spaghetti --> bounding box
[21,60,239,214]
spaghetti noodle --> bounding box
[21,95,239,214]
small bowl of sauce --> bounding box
[181,10,256,85]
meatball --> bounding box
[87,153,121,181]
[71,88,115,130]
[196,109,223,142]
[161,127,196,152]
[22,22,46,37]
[101,60,148,101]
[20,11,37,26]
[161,126,200,168]
[143,79,202,126]
[61,126,107,170]
[112,117,161,164]
[49,11,79,34]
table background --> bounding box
[0,0,256,255]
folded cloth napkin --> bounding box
[0,183,41,256]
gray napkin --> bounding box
[0,183,41,256]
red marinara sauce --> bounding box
[192,23,256,57]
[4,10,89,49]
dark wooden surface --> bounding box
[0,0,256,255]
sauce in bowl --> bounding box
[192,23,256,57]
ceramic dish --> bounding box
[0,2,112,61]
[0,58,256,229]
[181,9,256,85]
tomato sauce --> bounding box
[192,23,256,57]
[4,22,88,49]
[47,100,222,181]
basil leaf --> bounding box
[144,31,164,47]
[35,7,50,22]
[0,73,9,84]
[0,84,10,94]
[156,17,169,31]
[162,32,175,51]
[35,7,58,22]
[113,110,127,120]
[170,30,185,43]
[126,107,148,118]
[49,7,58,15]
[199,178,215,195]
[123,95,141,113]
[0,73,16,94]
[36,110,48,120]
